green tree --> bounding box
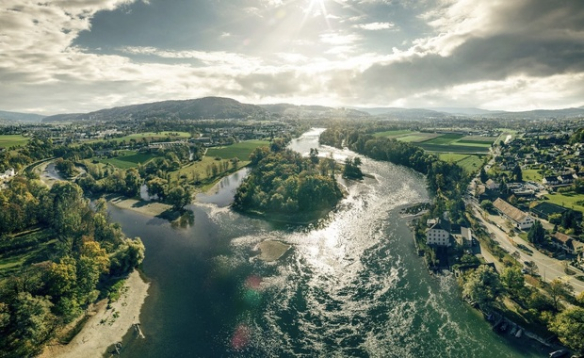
[463,265,504,309]
[167,186,192,211]
[512,164,523,182]
[124,168,142,197]
[527,220,546,244]
[479,167,488,183]
[480,200,493,211]
[500,266,524,297]
[548,278,574,312]
[549,307,584,353]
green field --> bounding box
[544,192,584,213]
[439,153,469,162]
[169,156,251,191]
[396,133,439,142]
[0,135,29,148]
[89,131,190,143]
[206,140,270,160]
[438,153,484,174]
[373,130,413,138]
[98,150,158,169]
[453,140,493,148]
[422,133,465,145]
[417,143,490,154]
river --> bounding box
[110,129,546,357]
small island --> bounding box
[233,145,344,221]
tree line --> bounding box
[0,178,144,357]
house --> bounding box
[551,232,584,255]
[485,179,499,191]
[543,176,560,186]
[493,198,535,230]
[426,220,452,247]
[558,174,574,184]
[458,226,473,246]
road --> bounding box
[471,204,584,295]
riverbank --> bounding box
[40,270,149,358]
[109,196,172,217]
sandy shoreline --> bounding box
[109,196,172,217]
[257,240,292,261]
[40,270,150,358]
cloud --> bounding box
[1,0,583,113]
[353,22,394,30]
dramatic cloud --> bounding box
[0,0,583,114]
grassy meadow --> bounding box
[0,135,29,148]
[206,140,270,160]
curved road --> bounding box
[471,205,584,295]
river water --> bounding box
[111,129,546,358]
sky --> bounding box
[1,0,584,115]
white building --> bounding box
[493,198,535,230]
[426,221,451,247]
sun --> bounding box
[306,0,327,16]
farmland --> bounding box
[373,130,412,138]
[372,130,495,154]
[0,135,29,148]
[88,131,190,143]
[438,153,485,174]
[206,140,270,160]
[91,150,159,169]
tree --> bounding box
[548,278,574,312]
[512,164,523,182]
[147,177,168,199]
[549,307,584,353]
[480,167,488,183]
[124,168,142,197]
[480,200,493,211]
[309,148,319,164]
[500,266,524,297]
[463,265,504,309]
[527,220,546,244]
[342,157,363,180]
[167,186,192,211]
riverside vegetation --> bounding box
[233,140,344,219]
[0,178,144,357]
[320,127,584,354]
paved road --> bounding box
[471,205,584,295]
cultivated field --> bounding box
[0,135,29,148]
[373,130,413,138]
[206,140,270,160]
[88,131,190,143]
[438,153,485,174]
[92,150,159,169]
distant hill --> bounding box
[356,107,451,119]
[43,97,267,123]
[476,107,584,120]
[0,110,45,123]
[427,107,506,116]
[261,103,370,118]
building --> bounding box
[551,232,584,256]
[426,220,452,247]
[543,176,560,186]
[485,179,499,191]
[493,198,535,230]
